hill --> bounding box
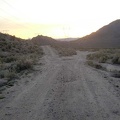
[72,19,120,48]
[31,35,57,45]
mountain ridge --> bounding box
[72,19,120,48]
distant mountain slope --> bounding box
[72,19,120,48]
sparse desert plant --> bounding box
[98,56,108,63]
[5,71,17,81]
[0,95,5,99]
[15,59,33,72]
[118,58,120,64]
[0,71,5,78]
[52,45,77,56]
[3,56,17,63]
[110,71,120,78]
[87,60,103,69]
[87,49,120,65]
[112,56,120,64]
[87,60,94,66]
[87,53,109,62]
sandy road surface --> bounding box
[0,46,120,120]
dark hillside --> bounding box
[31,35,58,45]
[72,20,120,48]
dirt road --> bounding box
[0,46,120,120]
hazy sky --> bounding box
[0,0,120,39]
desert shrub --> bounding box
[110,71,120,78]
[15,59,33,72]
[5,71,17,81]
[87,53,109,62]
[87,49,120,64]
[52,45,77,56]
[0,71,5,78]
[118,58,120,64]
[112,56,120,64]
[0,95,5,99]
[98,56,108,63]
[0,58,2,63]
[0,70,14,79]
[87,60,94,66]
[3,56,17,63]
[87,60,103,69]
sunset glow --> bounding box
[0,0,120,39]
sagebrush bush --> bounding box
[98,56,108,63]
[4,56,17,63]
[111,72,120,78]
[87,49,120,64]
[5,71,17,81]
[112,56,120,64]
[52,45,77,56]
[15,59,33,72]
[0,71,5,78]
[0,95,5,99]
[87,60,103,69]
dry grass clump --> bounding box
[52,45,77,56]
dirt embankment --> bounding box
[0,46,120,120]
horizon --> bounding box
[0,0,120,39]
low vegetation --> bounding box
[86,60,103,69]
[86,49,120,78]
[0,95,5,99]
[0,33,44,88]
[52,45,77,56]
[87,49,120,64]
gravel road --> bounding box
[0,46,120,120]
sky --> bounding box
[0,0,120,39]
